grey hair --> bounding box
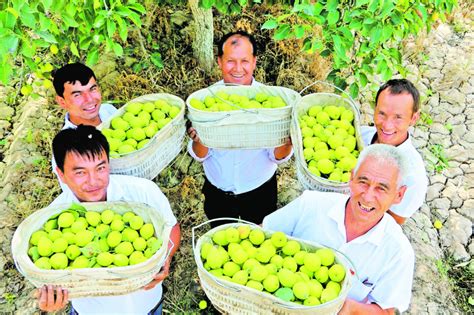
[353,144,409,187]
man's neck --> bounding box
[69,115,101,127]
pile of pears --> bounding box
[28,205,163,270]
[200,225,346,306]
[299,105,360,182]
[189,91,288,112]
[102,100,181,157]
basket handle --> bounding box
[191,217,259,253]
[299,80,360,112]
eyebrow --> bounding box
[357,175,391,190]
[71,84,97,94]
[71,160,107,171]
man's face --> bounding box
[56,77,102,126]
[374,89,419,146]
[57,150,109,202]
[217,36,257,86]
[348,156,406,225]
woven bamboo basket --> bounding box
[186,85,301,149]
[12,201,172,298]
[99,93,185,180]
[192,219,354,314]
[291,93,364,194]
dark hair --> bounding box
[375,79,420,113]
[53,125,109,172]
[53,63,97,97]
[217,31,257,57]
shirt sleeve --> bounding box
[367,242,415,312]
[187,139,212,162]
[267,147,293,164]
[262,192,307,234]
[143,183,177,227]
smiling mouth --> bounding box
[231,73,245,78]
[358,202,375,213]
[83,104,98,113]
[381,129,395,136]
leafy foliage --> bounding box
[262,0,457,97]
[0,0,146,86]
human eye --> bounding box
[75,170,86,176]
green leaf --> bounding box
[20,38,35,58]
[357,71,368,87]
[311,39,324,53]
[230,3,241,14]
[62,13,80,27]
[127,3,146,14]
[261,19,278,30]
[326,0,338,11]
[106,20,116,38]
[416,4,428,22]
[1,34,19,54]
[200,0,215,9]
[150,52,163,69]
[115,16,128,42]
[273,24,291,41]
[381,26,392,41]
[42,0,53,11]
[93,14,106,28]
[86,48,99,66]
[294,25,305,39]
[19,6,36,28]
[327,10,340,25]
[349,82,359,99]
[380,0,394,18]
[313,3,324,15]
[332,34,347,61]
[70,41,79,57]
[127,12,142,27]
[79,36,92,50]
[0,62,13,85]
[355,0,370,7]
[368,0,380,12]
[349,20,363,30]
[369,27,382,46]
[5,7,19,19]
[36,31,57,43]
[112,42,123,56]
[238,0,247,7]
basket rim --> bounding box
[193,221,355,310]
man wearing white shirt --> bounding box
[361,79,428,224]
[187,31,293,227]
[37,125,181,314]
[263,144,415,314]
[52,63,118,190]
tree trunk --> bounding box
[189,0,214,73]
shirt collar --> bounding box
[328,196,390,246]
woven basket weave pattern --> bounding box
[194,223,353,315]
[291,93,364,194]
[186,86,301,149]
[99,93,186,180]
[12,201,171,298]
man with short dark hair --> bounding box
[361,79,428,224]
[187,31,293,227]
[37,125,181,314]
[263,144,415,314]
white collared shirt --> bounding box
[188,79,293,194]
[263,190,415,312]
[361,126,428,218]
[53,103,118,190]
[51,174,177,314]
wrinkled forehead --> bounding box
[355,157,400,185]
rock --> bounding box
[429,174,446,185]
[451,243,470,262]
[430,198,451,219]
[440,211,472,248]
[458,199,474,221]
[0,106,14,120]
[430,122,450,135]
[426,183,444,201]
[451,124,467,139]
[428,132,452,148]
[446,145,469,163]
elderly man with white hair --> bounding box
[263,144,415,314]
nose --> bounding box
[362,185,377,202]
[86,171,100,186]
[234,61,243,72]
[382,117,395,130]
[83,91,93,103]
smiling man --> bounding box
[361,79,428,224]
[187,31,293,227]
[37,125,180,314]
[263,144,415,314]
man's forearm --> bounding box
[339,299,394,315]
[192,141,209,158]
[274,142,292,160]
[167,223,181,261]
